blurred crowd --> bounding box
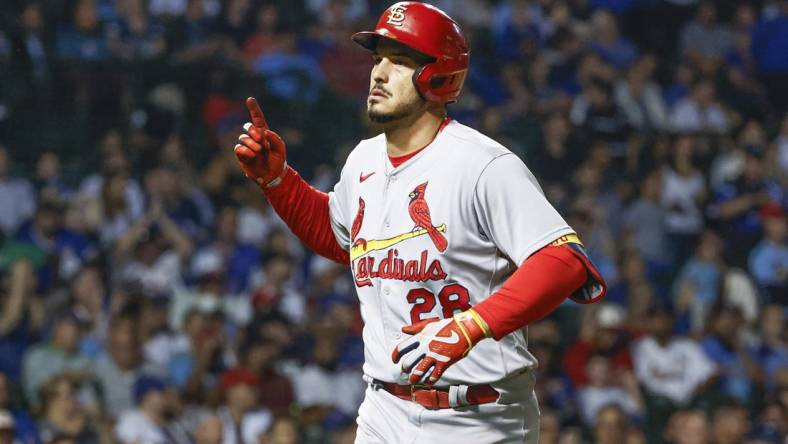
[0,0,786,443]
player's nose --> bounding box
[371,58,391,84]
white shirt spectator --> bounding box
[217,407,272,444]
[78,174,145,222]
[670,98,729,133]
[283,364,365,417]
[0,176,35,235]
[237,206,283,247]
[115,410,168,444]
[144,332,191,375]
[633,336,716,405]
[776,133,788,174]
[661,166,705,235]
[169,288,252,331]
[615,81,669,131]
[120,250,183,296]
[577,387,640,425]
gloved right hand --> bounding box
[234,97,288,188]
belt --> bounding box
[373,380,499,410]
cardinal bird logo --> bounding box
[351,197,367,250]
[408,182,448,252]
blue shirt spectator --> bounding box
[254,35,325,104]
[55,0,111,63]
[751,8,788,73]
[748,203,787,297]
[591,10,639,71]
[701,306,761,403]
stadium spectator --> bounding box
[34,152,70,204]
[623,170,672,271]
[571,77,633,158]
[0,372,38,444]
[114,375,178,443]
[216,368,272,443]
[710,401,751,444]
[37,374,102,444]
[592,404,637,444]
[710,147,778,267]
[661,136,706,265]
[238,336,293,417]
[614,55,669,132]
[664,409,711,444]
[670,78,730,134]
[193,414,222,444]
[672,230,724,334]
[0,411,14,444]
[748,202,787,300]
[0,147,36,237]
[55,0,111,63]
[751,304,788,390]
[115,195,194,297]
[191,204,260,294]
[701,305,764,403]
[590,10,639,72]
[564,303,633,387]
[750,0,788,113]
[93,314,149,420]
[0,260,42,382]
[577,354,643,424]
[633,304,716,405]
[21,313,91,406]
[679,1,734,65]
[281,327,365,427]
[259,416,300,444]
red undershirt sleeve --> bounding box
[473,244,599,340]
[262,167,350,265]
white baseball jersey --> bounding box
[328,119,576,385]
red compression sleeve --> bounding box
[473,244,588,340]
[262,167,349,265]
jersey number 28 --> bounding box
[406,283,472,324]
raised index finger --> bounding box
[246,97,268,129]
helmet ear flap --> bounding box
[412,65,431,102]
[413,60,467,104]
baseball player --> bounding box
[234,2,606,442]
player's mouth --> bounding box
[370,88,389,99]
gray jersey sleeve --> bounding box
[473,153,574,265]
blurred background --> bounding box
[0,0,786,443]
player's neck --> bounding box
[384,108,445,157]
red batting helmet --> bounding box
[352,2,469,104]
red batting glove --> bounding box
[234,97,288,188]
[392,309,492,385]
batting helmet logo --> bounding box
[353,2,469,104]
[387,4,408,26]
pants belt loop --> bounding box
[448,384,469,408]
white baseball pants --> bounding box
[354,370,540,444]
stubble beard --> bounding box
[367,96,424,124]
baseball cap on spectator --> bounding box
[191,249,225,285]
[218,368,260,392]
[133,375,168,404]
[0,410,13,431]
[595,303,626,329]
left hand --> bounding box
[391,310,491,385]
